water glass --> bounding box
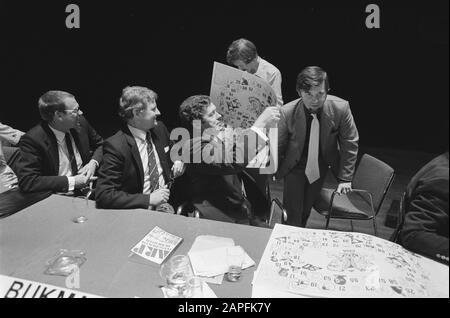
[226,246,245,282]
[160,255,193,298]
[186,277,204,298]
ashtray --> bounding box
[44,249,87,276]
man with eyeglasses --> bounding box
[17,90,103,194]
[276,66,359,227]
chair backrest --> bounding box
[241,170,271,218]
[352,154,395,214]
[390,191,407,242]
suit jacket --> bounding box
[399,152,449,264]
[185,127,267,218]
[17,117,103,193]
[95,122,172,210]
[276,95,359,182]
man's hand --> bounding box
[78,160,97,180]
[336,182,352,195]
[149,188,170,207]
[74,174,89,189]
[171,160,185,178]
[253,106,281,129]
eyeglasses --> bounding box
[64,108,82,115]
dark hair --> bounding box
[118,86,157,121]
[226,38,258,65]
[296,66,330,92]
[178,95,210,126]
[38,90,74,122]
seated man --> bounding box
[398,152,449,265]
[0,122,24,193]
[176,95,280,224]
[95,86,184,211]
[17,90,103,194]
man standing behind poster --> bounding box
[277,66,359,227]
[226,38,283,219]
[226,38,283,107]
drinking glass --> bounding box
[226,246,245,282]
[160,255,193,298]
[186,277,204,298]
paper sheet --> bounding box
[252,224,449,298]
[189,245,255,277]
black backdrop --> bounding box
[1,0,448,153]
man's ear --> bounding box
[53,111,63,122]
[132,108,140,118]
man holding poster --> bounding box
[224,38,283,219]
[178,95,280,225]
[210,57,280,220]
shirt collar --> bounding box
[254,56,263,77]
[302,103,322,117]
[48,125,67,143]
[128,124,148,142]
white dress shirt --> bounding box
[254,57,284,107]
[48,126,83,192]
[128,125,166,195]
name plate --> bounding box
[0,275,101,298]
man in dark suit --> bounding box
[95,86,184,211]
[276,66,359,227]
[17,90,103,194]
[176,95,280,224]
[399,152,449,265]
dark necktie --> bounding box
[65,133,78,176]
[146,132,160,192]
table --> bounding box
[0,195,272,298]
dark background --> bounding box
[1,0,448,154]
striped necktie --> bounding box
[65,133,79,176]
[146,132,160,192]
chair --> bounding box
[268,197,288,228]
[314,154,395,236]
[389,191,406,242]
[176,171,287,228]
[241,170,287,227]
